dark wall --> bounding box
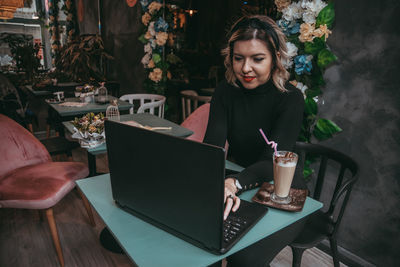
[76,0,144,95]
[320,0,400,266]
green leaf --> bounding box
[317,48,337,69]
[313,118,342,140]
[304,37,326,56]
[316,2,335,28]
[138,34,147,44]
[304,97,318,115]
[152,53,161,64]
[305,87,321,98]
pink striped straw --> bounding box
[258,128,278,155]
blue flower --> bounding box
[294,55,313,75]
[140,0,150,11]
[155,17,168,32]
[277,19,300,36]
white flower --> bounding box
[141,52,151,66]
[313,96,319,103]
[281,42,298,69]
[282,2,303,22]
[144,43,152,53]
[150,39,156,48]
[301,0,327,24]
[302,10,316,24]
[286,42,298,57]
[296,82,308,99]
[148,22,155,36]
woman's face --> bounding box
[232,39,274,89]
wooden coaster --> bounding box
[252,182,308,212]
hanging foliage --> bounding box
[62,0,80,42]
[48,0,61,65]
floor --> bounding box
[0,147,347,267]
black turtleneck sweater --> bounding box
[203,79,306,192]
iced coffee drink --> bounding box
[271,151,298,204]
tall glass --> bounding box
[271,151,298,204]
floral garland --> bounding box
[274,0,340,177]
[48,0,61,65]
[62,0,80,42]
[138,0,176,95]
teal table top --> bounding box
[76,174,322,267]
[48,96,133,117]
[63,113,194,155]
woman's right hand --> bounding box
[224,178,241,220]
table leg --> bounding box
[87,152,97,176]
[99,228,125,254]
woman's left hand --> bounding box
[224,178,241,220]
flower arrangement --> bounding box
[274,0,341,177]
[62,0,80,42]
[138,0,178,95]
[72,112,106,148]
[48,0,62,65]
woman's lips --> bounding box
[243,76,255,82]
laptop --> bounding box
[105,120,268,255]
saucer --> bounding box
[252,182,308,212]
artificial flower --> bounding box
[167,71,172,80]
[65,0,71,9]
[140,0,150,11]
[155,32,168,46]
[141,53,151,66]
[299,23,315,42]
[144,31,152,40]
[277,19,300,36]
[149,68,163,83]
[142,12,151,26]
[282,2,302,22]
[144,43,152,53]
[148,22,156,36]
[290,80,308,98]
[313,24,332,41]
[148,59,155,68]
[148,1,162,14]
[294,55,313,75]
[301,0,327,24]
[155,17,168,32]
[275,0,291,12]
[281,41,298,69]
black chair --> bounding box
[290,142,359,267]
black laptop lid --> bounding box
[105,120,225,251]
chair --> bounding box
[119,94,166,117]
[290,142,359,267]
[0,114,95,267]
[180,90,211,122]
[181,103,228,153]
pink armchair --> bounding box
[0,114,94,267]
[181,103,229,152]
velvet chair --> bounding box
[0,114,95,267]
[181,103,229,153]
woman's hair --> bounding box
[222,15,290,92]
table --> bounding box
[48,96,132,118]
[63,113,194,176]
[76,174,322,267]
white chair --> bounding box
[119,94,166,118]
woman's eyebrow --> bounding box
[233,52,266,57]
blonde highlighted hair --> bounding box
[222,15,290,92]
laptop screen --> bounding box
[105,120,226,251]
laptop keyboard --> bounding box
[223,214,247,243]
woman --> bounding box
[204,15,307,267]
